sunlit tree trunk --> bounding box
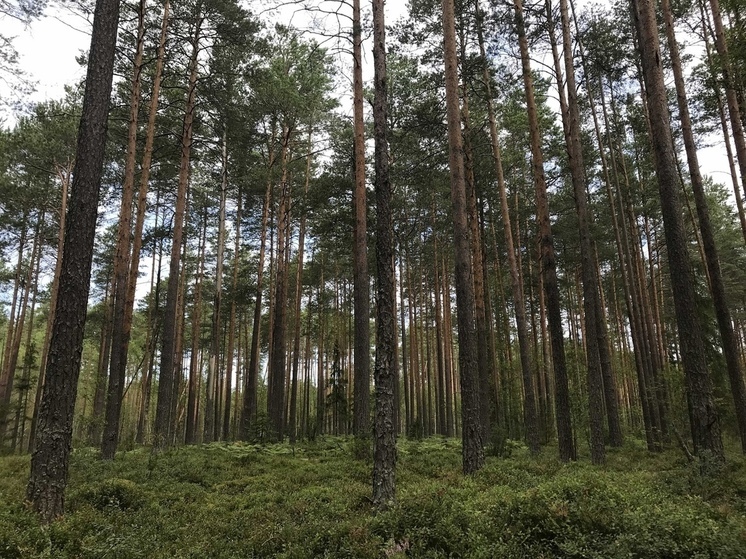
[101,0,146,459]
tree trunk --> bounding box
[205,130,229,443]
[185,212,207,444]
[663,0,746,452]
[241,127,276,440]
[706,0,746,202]
[27,0,121,521]
[442,0,484,474]
[476,1,539,454]
[1,216,40,445]
[632,0,724,463]
[268,125,292,442]
[127,0,171,446]
[352,0,370,442]
[553,0,606,463]
[371,0,397,508]
[155,9,202,448]
[223,185,241,442]
[514,0,574,461]
[101,0,146,459]
[289,131,312,444]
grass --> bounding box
[0,437,745,558]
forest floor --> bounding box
[1,437,745,558]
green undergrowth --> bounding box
[1,438,745,558]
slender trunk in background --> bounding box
[0,218,40,444]
[700,0,746,245]
[136,203,162,445]
[458,17,491,442]
[126,0,170,446]
[352,0,371,442]
[289,131,312,444]
[27,0,122,522]
[399,253,411,434]
[185,214,207,444]
[316,259,326,436]
[205,130,229,443]
[30,162,71,452]
[555,0,606,463]
[268,125,292,442]
[442,0,484,474]
[12,236,42,452]
[155,9,202,448]
[242,129,276,440]
[101,0,146,459]
[0,217,27,435]
[475,1,539,454]
[432,225,447,436]
[513,0,574,461]
[632,0,724,463]
[89,276,113,445]
[706,0,746,200]
[223,184,242,441]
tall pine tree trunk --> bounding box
[155,8,202,447]
[476,1,539,454]
[372,0,397,508]
[514,0,574,461]
[27,0,121,521]
[352,0,370,442]
[101,0,146,459]
[663,0,746,452]
[442,0,484,474]
[633,0,724,463]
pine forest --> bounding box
[1,0,746,555]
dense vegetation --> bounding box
[2,438,746,557]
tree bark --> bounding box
[372,0,397,508]
[155,8,202,448]
[632,0,724,463]
[352,0,371,442]
[268,125,292,442]
[706,0,746,203]
[26,0,121,522]
[554,0,606,463]
[476,0,539,455]
[241,145,274,440]
[513,0,575,461]
[101,0,146,459]
[185,212,207,444]
[663,0,746,452]
[442,0,484,474]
